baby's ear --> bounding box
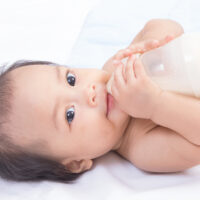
[62,159,93,173]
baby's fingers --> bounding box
[114,49,132,60]
[126,55,137,83]
[114,63,126,87]
[111,63,126,98]
[127,39,159,54]
[159,35,174,46]
[143,39,159,51]
[134,58,147,78]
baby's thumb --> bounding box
[134,58,147,78]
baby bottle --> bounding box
[107,33,200,98]
[140,33,200,98]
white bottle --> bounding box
[107,33,200,98]
[141,33,200,98]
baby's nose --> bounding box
[87,83,97,107]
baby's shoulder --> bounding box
[116,117,157,158]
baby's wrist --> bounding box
[150,88,164,121]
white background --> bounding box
[0,0,100,65]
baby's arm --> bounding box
[130,124,200,173]
[131,18,184,44]
[130,91,200,173]
[151,92,200,146]
[120,81,200,172]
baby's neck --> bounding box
[112,116,132,151]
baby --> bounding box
[0,19,200,183]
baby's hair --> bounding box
[0,60,83,183]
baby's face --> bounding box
[9,65,129,166]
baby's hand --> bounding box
[102,48,133,75]
[110,54,163,119]
[127,35,174,54]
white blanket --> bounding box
[1,0,200,199]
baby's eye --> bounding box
[66,72,76,86]
[66,107,75,125]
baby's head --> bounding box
[0,60,129,183]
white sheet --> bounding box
[1,0,200,200]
